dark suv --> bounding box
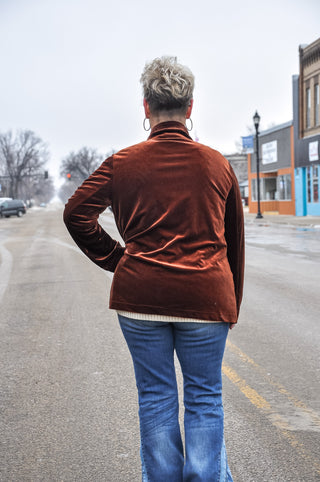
[0,199,27,218]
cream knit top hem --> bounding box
[117,311,221,323]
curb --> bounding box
[244,212,320,229]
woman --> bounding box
[64,56,244,481]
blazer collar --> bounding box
[148,121,192,140]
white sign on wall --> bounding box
[262,140,277,164]
[309,141,319,161]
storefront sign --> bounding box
[262,140,277,164]
[309,141,319,161]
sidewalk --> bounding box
[244,208,320,228]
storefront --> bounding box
[293,68,320,216]
[248,122,296,215]
[292,38,320,215]
[294,138,320,216]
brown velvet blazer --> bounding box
[64,121,244,323]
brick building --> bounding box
[294,37,320,215]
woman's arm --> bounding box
[63,156,125,272]
[224,168,245,320]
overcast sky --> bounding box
[1,0,319,185]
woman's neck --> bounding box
[149,112,186,129]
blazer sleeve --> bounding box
[63,156,125,272]
[224,168,245,318]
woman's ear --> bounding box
[143,99,151,118]
[186,99,194,119]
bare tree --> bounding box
[58,182,79,205]
[0,130,49,199]
[20,175,56,205]
[58,147,117,203]
[60,147,103,183]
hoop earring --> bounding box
[143,118,151,131]
[186,118,193,131]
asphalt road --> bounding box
[0,206,319,481]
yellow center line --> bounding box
[226,339,320,428]
[222,365,271,411]
[223,352,320,475]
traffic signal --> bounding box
[67,173,71,181]
[44,170,49,179]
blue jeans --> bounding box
[118,315,233,482]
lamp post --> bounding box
[253,111,263,219]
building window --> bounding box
[252,175,292,202]
[312,165,319,202]
[307,167,312,202]
[277,175,292,200]
[263,177,277,200]
[307,165,320,203]
[251,177,277,201]
[315,84,319,126]
[306,87,311,128]
[251,178,257,201]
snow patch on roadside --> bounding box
[0,244,12,304]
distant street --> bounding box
[0,207,320,481]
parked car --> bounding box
[0,197,12,203]
[0,199,27,218]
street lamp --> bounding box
[253,111,263,219]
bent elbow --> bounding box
[63,202,77,229]
[63,204,71,227]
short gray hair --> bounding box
[140,56,195,114]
